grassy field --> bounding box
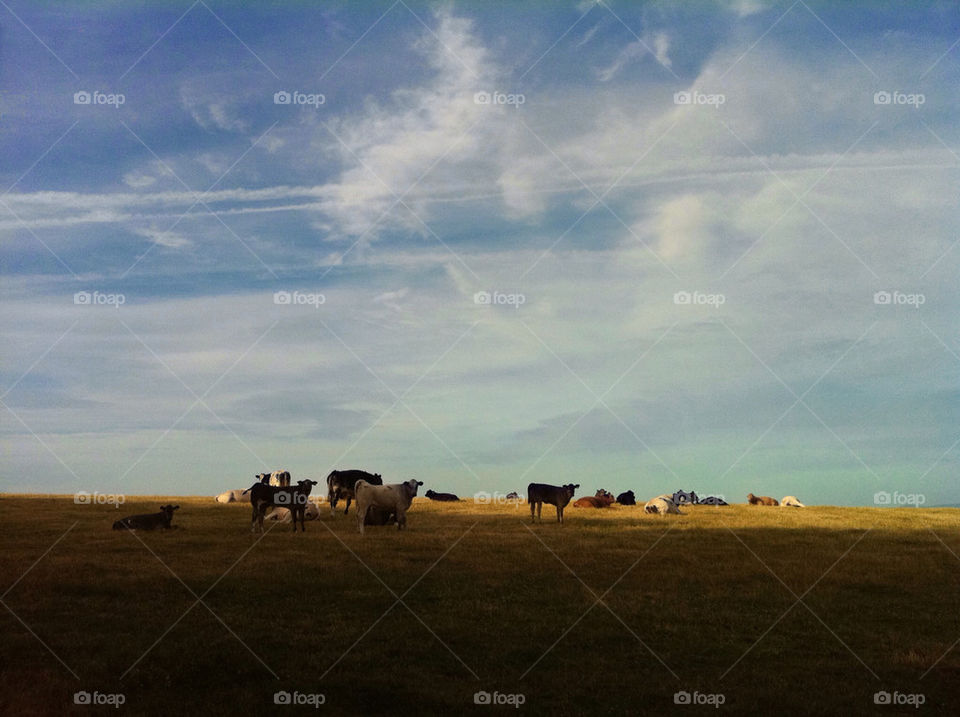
[1,495,958,716]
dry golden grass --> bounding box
[0,494,957,715]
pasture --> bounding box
[1,495,958,715]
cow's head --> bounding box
[404,479,423,499]
[425,490,436,497]
[161,504,179,516]
[564,484,579,498]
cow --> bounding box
[506,491,520,500]
[355,479,423,534]
[747,493,779,506]
[616,490,636,506]
[528,483,579,524]
[573,491,615,508]
[781,495,806,507]
[644,496,683,515]
[264,501,321,523]
[245,479,318,532]
[256,471,291,487]
[113,505,179,531]
[326,469,383,515]
[215,489,249,504]
[425,489,459,502]
[699,496,729,506]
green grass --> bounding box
[1,495,958,715]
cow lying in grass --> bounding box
[264,501,321,523]
[781,495,806,507]
[573,490,615,508]
[355,479,423,534]
[747,493,779,506]
[245,479,318,532]
[644,496,683,515]
[425,489,459,502]
[528,483,579,524]
[113,505,179,530]
[215,489,249,504]
[616,490,636,505]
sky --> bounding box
[0,0,957,506]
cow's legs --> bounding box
[557,505,563,523]
[357,503,365,534]
[537,502,542,521]
[530,501,536,522]
[343,495,351,515]
[329,492,338,516]
[396,509,406,530]
[250,504,259,532]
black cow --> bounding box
[425,489,459,502]
[326,469,382,515]
[616,490,636,506]
[113,505,179,531]
[527,483,579,524]
[245,479,318,532]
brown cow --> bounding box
[747,493,779,506]
[573,492,615,508]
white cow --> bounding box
[215,489,250,504]
[264,501,321,523]
[781,495,806,507]
[644,496,683,515]
[355,479,423,534]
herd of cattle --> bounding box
[109,469,807,532]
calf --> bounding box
[573,492,615,508]
[425,489,459,502]
[355,479,423,534]
[326,469,383,515]
[616,490,636,506]
[747,493,779,506]
[246,479,318,532]
[528,483,579,524]
[113,505,179,531]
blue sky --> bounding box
[1,1,958,505]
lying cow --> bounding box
[425,489,459,502]
[264,501,321,523]
[699,496,729,506]
[528,483,579,524]
[355,479,423,534]
[616,490,636,505]
[644,496,683,515]
[505,491,520,500]
[113,505,179,530]
[747,493,779,506]
[327,469,383,515]
[245,479,318,532]
[781,495,806,507]
[215,489,249,504]
[573,490,615,508]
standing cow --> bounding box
[528,483,579,524]
[326,469,383,515]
